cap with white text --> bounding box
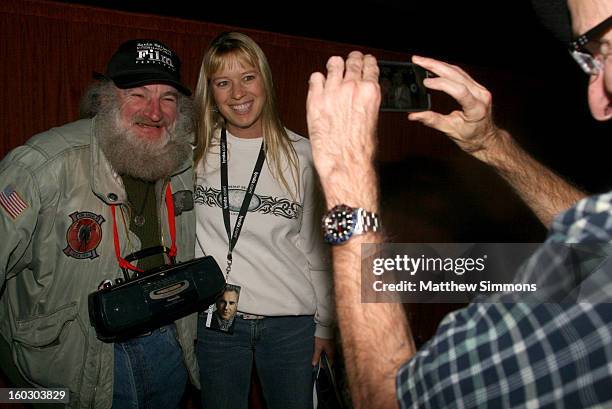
[95,39,191,96]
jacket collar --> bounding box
[90,117,127,205]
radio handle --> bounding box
[121,246,176,280]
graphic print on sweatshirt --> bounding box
[195,185,302,220]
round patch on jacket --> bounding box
[63,211,105,259]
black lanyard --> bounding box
[220,128,266,277]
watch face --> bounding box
[322,204,355,244]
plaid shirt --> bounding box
[397,193,612,408]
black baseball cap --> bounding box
[95,39,191,96]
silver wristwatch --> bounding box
[322,204,380,245]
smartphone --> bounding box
[378,60,431,112]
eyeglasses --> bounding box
[568,15,612,75]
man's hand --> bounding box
[307,52,414,409]
[409,55,585,226]
[408,55,500,157]
[307,51,381,209]
[312,336,336,366]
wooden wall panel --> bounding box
[1,0,465,162]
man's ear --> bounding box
[587,73,612,121]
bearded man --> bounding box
[0,39,197,409]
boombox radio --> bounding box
[88,247,225,341]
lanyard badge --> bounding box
[205,128,265,334]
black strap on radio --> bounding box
[220,128,265,279]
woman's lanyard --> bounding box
[220,128,265,279]
[110,183,177,273]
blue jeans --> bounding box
[197,315,315,409]
[113,325,188,409]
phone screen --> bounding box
[378,60,430,112]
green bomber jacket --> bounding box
[0,119,199,408]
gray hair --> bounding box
[79,79,193,126]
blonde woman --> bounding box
[193,32,335,408]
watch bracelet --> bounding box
[354,208,380,234]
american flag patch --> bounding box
[0,185,28,219]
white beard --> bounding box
[96,105,192,181]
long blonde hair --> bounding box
[194,32,299,199]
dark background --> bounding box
[52,0,563,73]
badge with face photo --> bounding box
[205,284,240,334]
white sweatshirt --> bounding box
[195,129,334,338]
